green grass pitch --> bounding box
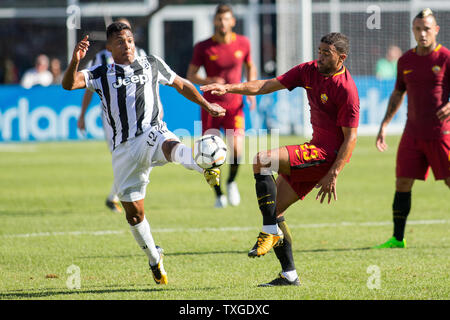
[0,136,448,300]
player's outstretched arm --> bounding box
[62,35,89,91]
[200,78,285,97]
[170,75,226,117]
[376,89,405,152]
[315,126,358,204]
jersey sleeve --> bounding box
[394,56,406,92]
[190,42,204,67]
[80,64,102,92]
[276,64,306,91]
[336,84,360,128]
[152,55,177,85]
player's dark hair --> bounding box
[106,22,132,41]
[320,32,350,55]
[414,8,437,24]
[215,3,233,17]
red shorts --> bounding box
[280,143,334,200]
[201,106,245,137]
[396,133,450,180]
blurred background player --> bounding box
[187,3,257,208]
[20,54,53,89]
[375,45,402,80]
[201,32,359,286]
[374,8,450,249]
[63,22,224,285]
[50,57,63,85]
[77,17,147,214]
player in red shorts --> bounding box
[202,32,359,286]
[374,9,450,249]
[187,4,257,208]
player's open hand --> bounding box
[73,35,90,62]
[77,116,85,131]
[206,103,226,117]
[200,83,228,96]
[375,127,388,152]
[436,103,450,122]
[315,172,338,204]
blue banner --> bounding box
[0,77,406,142]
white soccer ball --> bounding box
[193,134,227,169]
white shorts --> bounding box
[112,124,180,202]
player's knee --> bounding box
[253,151,271,173]
[123,202,145,225]
[396,178,414,192]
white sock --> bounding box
[171,143,203,173]
[129,218,160,266]
[282,270,298,282]
[262,224,278,235]
[107,184,119,202]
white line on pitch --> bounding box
[1,219,448,239]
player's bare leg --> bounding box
[226,132,244,206]
[374,177,414,249]
[444,177,450,189]
[121,200,167,284]
[248,147,290,258]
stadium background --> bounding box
[1,0,449,142]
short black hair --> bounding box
[320,32,350,55]
[106,22,132,41]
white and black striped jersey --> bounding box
[86,47,147,67]
[81,55,176,151]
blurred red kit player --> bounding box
[187,4,257,208]
[374,8,450,249]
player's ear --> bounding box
[435,24,440,35]
[339,53,347,64]
[106,42,112,53]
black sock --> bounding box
[254,173,277,226]
[214,185,223,197]
[274,216,296,272]
[227,163,240,184]
[392,191,411,241]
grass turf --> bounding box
[0,136,448,300]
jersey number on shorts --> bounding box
[294,144,319,162]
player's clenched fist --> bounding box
[206,102,226,117]
[73,35,90,62]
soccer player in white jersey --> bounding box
[63,22,225,285]
[77,18,147,214]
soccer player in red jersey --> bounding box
[202,33,359,286]
[187,4,257,208]
[374,9,450,249]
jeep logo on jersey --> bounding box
[112,74,149,88]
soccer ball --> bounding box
[193,134,227,169]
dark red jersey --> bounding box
[277,60,360,157]
[190,33,252,110]
[395,44,450,139]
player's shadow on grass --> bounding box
[0,285,218,299]
[78,247,372,260]
[295,247,372,253]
